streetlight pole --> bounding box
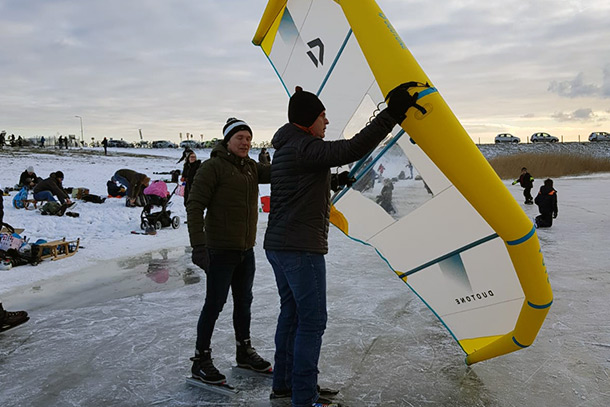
[75,115,84,146]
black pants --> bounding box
[196,248,255,351]
[523,187,533,202]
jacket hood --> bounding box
[540,185,555,195]
[272,123,308,150]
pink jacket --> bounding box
[143,181,169,198]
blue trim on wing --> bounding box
[506,225,536,246]
[397,233,499,279]
[512,337,529,348]
[528,300,553,309]
[317,30,353,96]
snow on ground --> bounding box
[0,146,270,295]
[1,147,610,406]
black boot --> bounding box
[0,303,29,332]
[190,349,226,384]
[236,338,271,372]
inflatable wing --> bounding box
[253,0,553,365]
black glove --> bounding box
[2,222,15,233]
[330,171,356,192]
[553,212,558,219]
[385,82,423,124]
[192,245,209,271]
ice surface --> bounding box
[1,148,610,406]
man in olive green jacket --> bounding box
[186,118,271,385]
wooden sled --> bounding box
[35,238,80,261]
[0,227,25,234]
[23,199,39,210]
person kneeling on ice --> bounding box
[264,84,414,407]
[32,171,73,206]
[534,178,558,228]
[186,117,271,385]
[111,169,150,207]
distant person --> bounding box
[111,169,150,207]
[17,136,23,147]
[264,84,412,406]
[180,150,201,207]
[33,171,72,206]
[57,136,63,149]
[376,178,396,214]
[187,117,271,385]
[258,147,271,164]
[18,166,39,189]
[512,167,534,204]
[40,136,45,148]
[0,130,5,148]
[102,137,108,155]
[534,178,558,228]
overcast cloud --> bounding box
[1,0,609,144]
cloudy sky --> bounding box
[1,0,609,144]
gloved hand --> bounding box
[553,212,558,219]
[512,181,517,185]
[385,83,421,124]
[192,245,209,271]
[331,171,356,192]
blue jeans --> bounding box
[111,173,131,196]
[266,250,327,407]
[196,248,255,351]
[33,191,56,202]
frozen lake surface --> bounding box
[1,148,609,406]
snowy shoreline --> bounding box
[0,147,273,297]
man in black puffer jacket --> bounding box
[264,85,416,407]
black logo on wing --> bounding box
[306,38,324,67]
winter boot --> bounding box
[236,338,272,372]
[312,398,342,407]
[0,303,30,332]
[190,349,226,384]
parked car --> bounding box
[588,132,610,142]
[530,132,558,143]
[152,140,178,148]
[180,140,200,149]
[494,133,520,143]
[107,139,133,148]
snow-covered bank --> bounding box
[0,147,270,296]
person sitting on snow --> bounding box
[32,171,73,206]
[18,166,40,189]
[534,178,558,228]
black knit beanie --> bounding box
[288,86,326,127]
[222,118,252,144]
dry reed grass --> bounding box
[489,153,610,180]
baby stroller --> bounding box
[140,181,180,231]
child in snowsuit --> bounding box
[534,178,558,228]
[512,167,534,204]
